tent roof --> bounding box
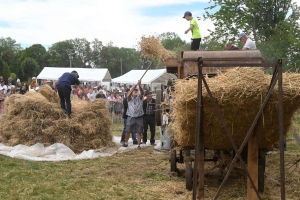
[37,67,112,82]
[112,69,177,84]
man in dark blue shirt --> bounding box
[54,71,88,118]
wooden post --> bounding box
[247,134,259,200]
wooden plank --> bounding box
[247,135,259,200]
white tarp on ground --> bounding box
[37,67,112,82]
[112,69,177,84]
[0,137,164,162]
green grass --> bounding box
[0,121,300,199]
[0,148,189,200]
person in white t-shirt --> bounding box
[238,32,256,50]
[0,80,8,94]
[87,89,96,101]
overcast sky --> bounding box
[0,0,299,49]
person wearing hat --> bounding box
[237,32,256,50]
[54,70,88,118]
[123,80,144,149]
[0,79,8,94]
[183,11,202,51]
[142,90,156,145]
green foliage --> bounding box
[99,42,142,78]
[9,50,25,77]
[0,56,4,74]
[159,32,186,55]
[48,40,74,67]
[0,37,22,66]
[10,72,16,81]
[3,62,11,82]
[23,44,48,74]
[203,0,300,71]
[20,57,39,81]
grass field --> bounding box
[0,121,299,199]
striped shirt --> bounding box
[126,96,144,117]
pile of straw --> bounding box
[170,67,300,150]
[0,88,114,153]
[138,36,176,62]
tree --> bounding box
[0,37,22,66]
[48,38,104,68]
[2,62,11,82]
[159,32,186,55]
[203,0,300,71]
[48,40,74,67]
[98,42,142,78]
[20,58,39,81]
[9,50,26,78]
[90,38,103,68]
[0,56,4,75]
[71,38,92,68]
[23,44,49,74]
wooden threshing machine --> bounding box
[155,50,285,200]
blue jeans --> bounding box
[57,84,72,116]
[121,118,137,142]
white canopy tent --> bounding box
[112,69,177,85]
[37,67,112,82]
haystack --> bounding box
[0,90,114,153]
[170,67,300,150]
[138,36,176,62]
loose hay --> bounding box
[38,84,60,103]
[138,36,176,62]
[0,91,114,153]
[170,67,300,150]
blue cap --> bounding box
[238,32,246,40]
[183,11,192,18]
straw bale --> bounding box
[170,67,300,150]
[138,36,176,62]
[39,84,60,103]
[0,91,114,153]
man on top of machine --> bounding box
[225,42,240,50]
[183,11,202,51]
[238,32,256,50]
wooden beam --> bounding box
[247,134,259,200]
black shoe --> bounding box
[133,141,138,145]
[120,140,125,145]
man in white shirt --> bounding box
[0,80,8,94]
[238,32,256,50]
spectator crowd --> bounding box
[0,74,165,148]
